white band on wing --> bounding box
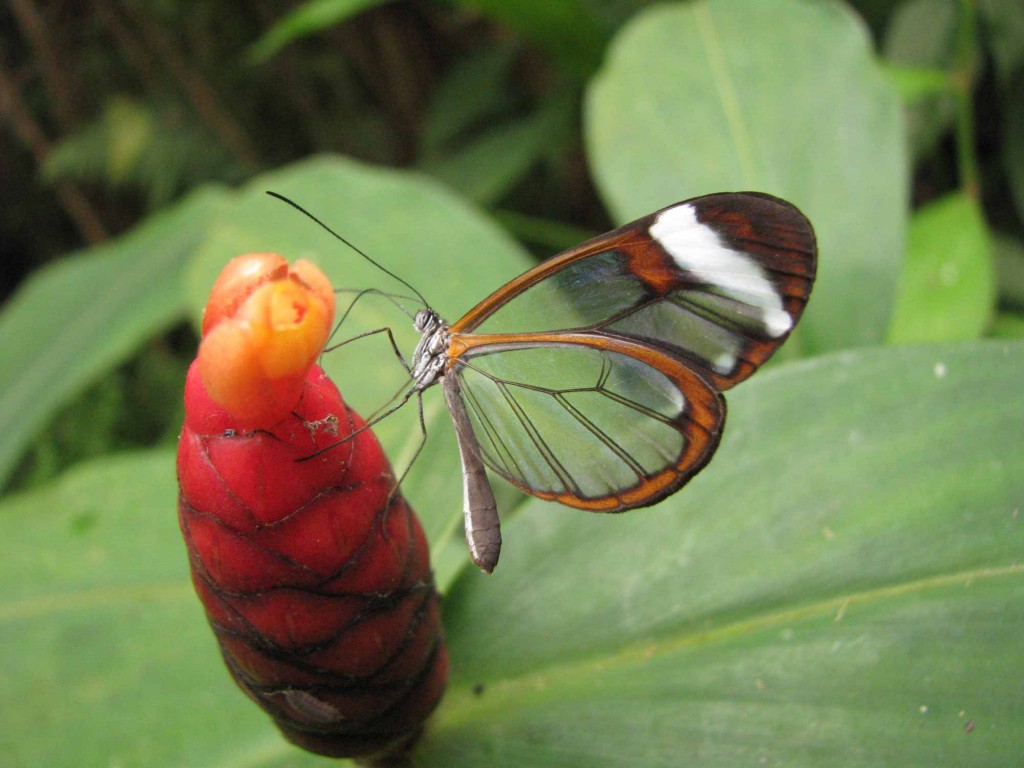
[650,204,792,338]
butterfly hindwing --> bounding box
[449,334,725,510]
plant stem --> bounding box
[8,0,87,130]
[952,0,980,199]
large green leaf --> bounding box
[188,155,535,586]
[888,192,995,342]
[422,339,1024,766]
[0,187,229,492]
[2,341,1020,766]
[586,0,909,355]
[0,451,334,768]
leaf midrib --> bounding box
[436,561,1024,723]
[0,580,192,622]
[693,1,759,188]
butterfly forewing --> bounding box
[450,192,816,392]
[449,335,725,511]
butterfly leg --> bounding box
[379,389,432,523]
[323,325,412,374]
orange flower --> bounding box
[197,253,335,428]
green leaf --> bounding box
[248,0,390,62]
[888,192,995,343]
[188,155,535,588]
[0,187,229,492]
[14,346,187,492]
[586,0,909,355]
[444,0,610,77]
[3,341,1021,765]
[0,451,338,767]
[421,340,1024,766]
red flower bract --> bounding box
[177,254,446,762]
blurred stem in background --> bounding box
[952,0,980,198]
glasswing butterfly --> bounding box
[272,191,817,574]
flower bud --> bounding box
[197,254,335,429]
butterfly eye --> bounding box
[413,308,435,332]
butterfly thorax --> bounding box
[411,309,450,391]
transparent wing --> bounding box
[449,335,725,511]
[449,192,816,391]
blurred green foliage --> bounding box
[1,0,1022,765]
[3,0,1021,490]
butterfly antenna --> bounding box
[334,288,420,320]
[266,191,430,308]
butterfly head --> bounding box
[413,308,443,334]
